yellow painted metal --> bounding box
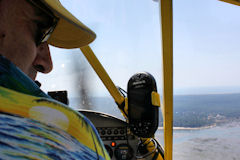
[160,0,173,160]
[80,46,125,106]
[151,91,161,107]
[219,0,240,6]
[124,98,129,117]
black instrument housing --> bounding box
[127,72,159,138]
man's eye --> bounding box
[32,21,44,45]
[32,18,54,45]
[36,21,49,31]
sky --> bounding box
[37,0,240,98]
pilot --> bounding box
[0,0,96,80]
[0,0,110,159]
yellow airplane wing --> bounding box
[220,0,240,6]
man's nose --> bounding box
[33,42,53,73]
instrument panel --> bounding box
[78,110,139,160]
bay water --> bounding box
[155,122,240,160]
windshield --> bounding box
[36,1,240,159]
[37,0,240,110]
[37,0,162,115]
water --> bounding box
[155,122,240,160]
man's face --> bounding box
[0,0,53,80]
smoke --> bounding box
[70,50,93,110]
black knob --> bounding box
[120,130,124,135]
[114,129,119,135]
[107,130,112,135]
[101,130,106,135]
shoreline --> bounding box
[158,125,216,130]
[157,120,240,131]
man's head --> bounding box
[0,0,96,80]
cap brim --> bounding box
[42,0,96,49]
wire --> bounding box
[117,86,127,97]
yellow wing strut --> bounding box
[219,0,240,6]
[80,46,125,106]
[160,0,173,160]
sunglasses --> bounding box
[26,0,59,46]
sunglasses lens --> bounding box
[26,0,59,46]
[39,25,56,45]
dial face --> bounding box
[114,144,133,160]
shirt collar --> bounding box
[0,55,49,98]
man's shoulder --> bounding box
[0,86,109,159]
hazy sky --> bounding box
[37,0,240,97]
